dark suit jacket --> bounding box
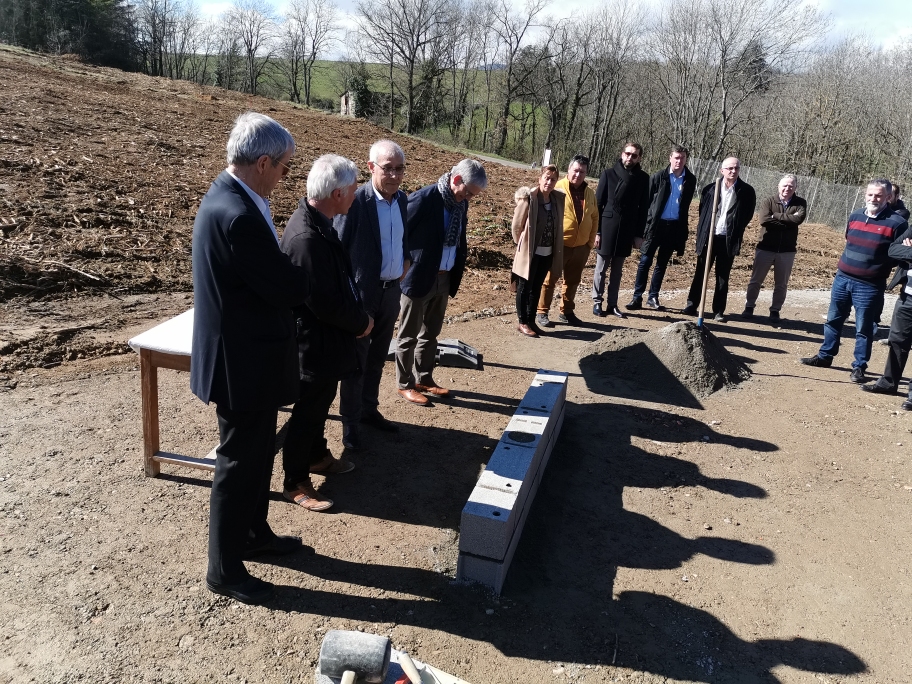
[191,171,309,411]
[694,178,757,258]
[282,200,370,381]
[641,165,697,256]
[595,159,650,258]
[401,183,467,299]
[334,181,408,312]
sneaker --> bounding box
[902,400,912,411]
[769,310,780,321]
[536,313,553,328]
[741,307,754,318]
[861,381,895,395]
[611,306,627,319]
[799,355,832,368]
[593,303,605,317]
[850,367,867,383]
[646,297,664,311]
[713,312,728,323]
[562,311,582,325]
[626,297,642,310]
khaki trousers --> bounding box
[745,248,796,312]
[538,244,591,314]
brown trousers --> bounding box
[538,244,591,314]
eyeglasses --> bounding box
[622,151,640,159]
[374,163,406,176]
[722,166,740,171]
[274,158,292,176]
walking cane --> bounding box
[697,176,723,328]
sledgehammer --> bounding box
[316,630,392,684]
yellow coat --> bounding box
[555,176,599,248]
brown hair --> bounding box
[622,142,643,156]
[670,144,689,158]
[540,164,559,178]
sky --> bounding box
[197,0,912,50]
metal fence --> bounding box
[688,158,864,231]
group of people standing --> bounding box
[509,141,802,335]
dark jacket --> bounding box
[642,166,697,256]
[756,194,807,253]
[694,178,757,258]
[280,200,370,381]
[892,199,910,220]
[887,224,912,291]
[191,172,309,411]
[595,159,650,258]
[334,182,408,312]
[401,183,467,299]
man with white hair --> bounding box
[280,154,373,512]
[335,140,409,449]
[192,112,309,604]
[396,159,487,405]
[742,174,807,321]
[801,179,908,383]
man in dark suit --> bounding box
[335,140,409,449]
[280,154,372,512]
[684,156,757,322]
[191,112,308,605]
[395,159,487,406]
[592,142,650,319]
[627,144,696,312]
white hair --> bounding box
[226,112,294,166]
[369,139,405,163]
[452,159,487,189]
[780,174,798,189]
[307,154,358,201]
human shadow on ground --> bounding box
[264,402,864,681]
[579,341,707,409]
[715,335,789,355]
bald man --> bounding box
[683,157,756,322]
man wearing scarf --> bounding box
[395,159,488,406]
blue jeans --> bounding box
[818,271,884,370]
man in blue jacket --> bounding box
[191,112,308,605]
[395,159,487,406]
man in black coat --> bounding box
[191,112,308,605]
[335,140,409,449]
[592,142,650,318]
[684,157,757,322]
[627,144,696,311]
[280,154,372,512]
[395,159,487,406]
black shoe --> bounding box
[626,297,642,310]
[861,382,895,395]
[799,355,832,368]
[206,576,274,604]
[593,303,605,317]
[769,310,780,321]
[850,367,867,383]
[713,312,728,323]
[342,425,363,451]
[902,400,912,411]
[646,297,664,311]
[741,307,754,318]
[611,306,627,319]
[535,313,553,328]
[244,534,303,559]
[563,311,582,325]
[360,410,399,432]
[682,305,698,316]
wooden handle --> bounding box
[341,671,356,684]
[399,652,423,684]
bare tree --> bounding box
[277,0,338,105]
[230,0,276,95]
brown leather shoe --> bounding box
[416,382,450,397]
[517,323,539,338]
[398,388,430,405]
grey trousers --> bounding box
[396,271,450,389]
[339,280,401,427]
[745,249,796,312]
[592,253,627,309]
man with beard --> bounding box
[592,142,650,318]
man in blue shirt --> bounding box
[335,140,409,449]
[395,159,487,405]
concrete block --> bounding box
[476,441,536,496]
[459,485,519,561]
[518,371,568,414]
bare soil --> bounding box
[1,47,911,684]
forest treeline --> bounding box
[1,0,910,187]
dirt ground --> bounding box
[2,47,912,684]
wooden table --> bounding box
[128,309,216,477]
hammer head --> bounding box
[316,630,392,684]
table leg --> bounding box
[140,348,161,477]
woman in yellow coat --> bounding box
[511,164,565,337]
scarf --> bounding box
[437,172,467,248]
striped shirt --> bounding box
[837,206,907,283]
